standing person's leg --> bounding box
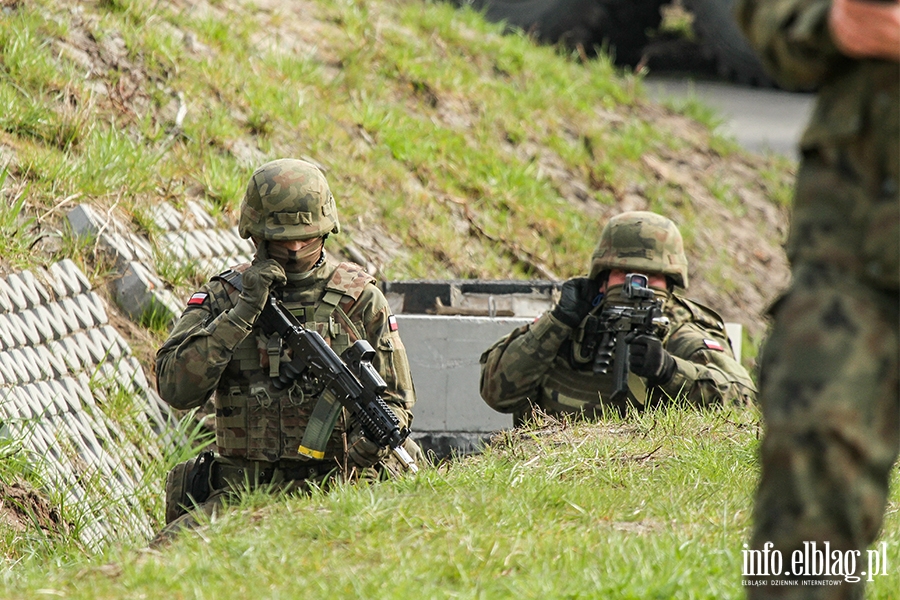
[749,268,898,599]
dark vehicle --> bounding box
[462,0,772,86]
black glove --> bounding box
[347,425,390,469]
[231,259,287,327]
[551,277,597,328]
[629,334,676,385]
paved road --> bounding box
[643,76,816,157]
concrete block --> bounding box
[36,345,68,379]
[21,307,54,343]
[9,312,40,346]
[66,204,103,237]
[724,322,742,363]
[45,259,91,298]
[0,277,27,311]
[190,229,215,258]
[0,281,11,314]
[21,346,53,382]
[34,304,69,341]
[46,339,79,374]
[5,348,34,384]
[51,298,82,334]
[114,261,179,325]
[216,230,237,256]
[18,384,46,418]
[44,380,71,415]
[148,202,183,232]
[79,293,108,328]
[60,334,93,371]
[19,347,45,383]
[0,312,25,349]
[396,315,521,434]
[6,271,50,309]
[158,232,189,261]
[0,353,15,386]
[186,200,217,229]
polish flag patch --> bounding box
[703,339,725,351]
[388,314,399,332]
[187,292,208,306]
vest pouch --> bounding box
[247,382,282,461]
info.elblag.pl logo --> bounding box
[742,542,890,586]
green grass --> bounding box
[0,0,813,594]
[0,406,896,599]
[0,0,790,286]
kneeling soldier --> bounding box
[154,158,420,540]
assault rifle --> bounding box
[257,297,418,473]
[574,273,670,403]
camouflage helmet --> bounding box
[238,158,340,241]
[589,211,689,288]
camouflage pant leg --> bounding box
[748,270,899,600]
[150,488,232,548]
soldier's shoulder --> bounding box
[210,263,251,286]
[198,263,250,306]
[325,260,377,300]
[668,294,726,333]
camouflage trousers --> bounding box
[748,266,899,600]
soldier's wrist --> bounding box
[230,299,260,329]
[213,311,254,349]
[542,310,574,333]
[656,355,693,395]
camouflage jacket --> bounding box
[479,291,756,423]
[156,256,415,463]
[737,0,899,288]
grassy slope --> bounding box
[0,0,792,346]
[2,407,898,599]
[4,0,890,597]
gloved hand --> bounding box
[230,259,287,327]
[629,334,676,385]
[551,277,597,328]
[347,425,390,469]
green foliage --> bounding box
[1,0,790,289]
[0,0,803,593]
[0,169,38,267]
[0,407,896,598]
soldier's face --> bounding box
[602,269,668,292]
[269,238,320,252]
[266,236,325,272]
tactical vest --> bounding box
[212,261,375,462]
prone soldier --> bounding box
[479,211,756,424]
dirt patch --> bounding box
[0,479,69,536]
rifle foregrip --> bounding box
[610,333,630,402]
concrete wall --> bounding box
[0,260,178,547]
[398,315,742,457]
[397,315,525,456]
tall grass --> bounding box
[0,406,895,599]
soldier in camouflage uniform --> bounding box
[154,158,420,539]
[480,211,756,424]
[736,1,898,597]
